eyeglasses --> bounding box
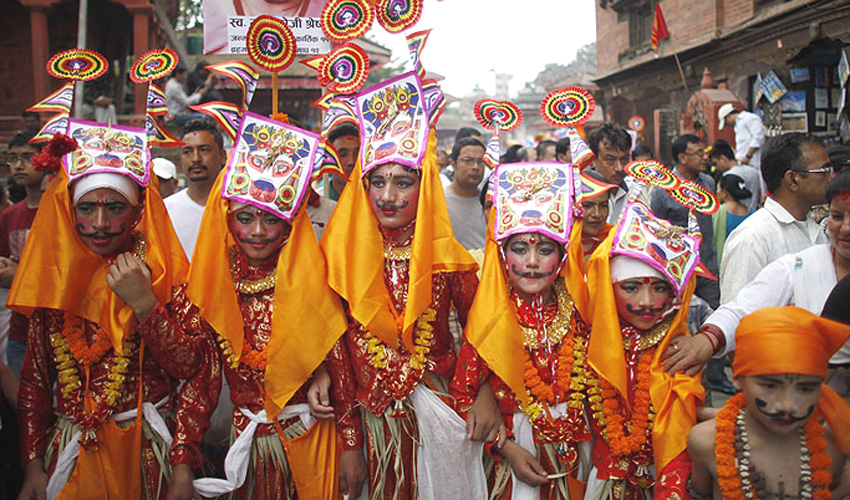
[681,150,709,158]
[457,157,486,167]
[791,164,835,175]
[6,153,35,168]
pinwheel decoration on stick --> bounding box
[246,15,297,117]
[302,42,370,95]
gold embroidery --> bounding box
[383,242,412,261]
[228,247,276,294]
[623,317,673,351]
[519,280,574,349]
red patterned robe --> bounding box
[18,287,218,498]
[585,323,691,500]
[450,281,592,499]
[326,240,479,500]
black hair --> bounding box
[450,137,486,161]
[194,60,209,72]
[181,118,224,150]
[587,123,631,156]
[632,142,653,159]
[826,169,850,205]
[478,175,491,209]
[827,145,850,173]
[761,133,824,193]
[536,140,557,158]
[719,173,752,202]
[327,122,359,145]
[822,274,850,325]
[501,144,524,164]
[455,127,482,143]
[556,137,571,157]
[671,134,702,164]
[708,139,735,161]
[8,130,42,150]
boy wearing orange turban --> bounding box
[689,307,850,499]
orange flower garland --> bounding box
[523,333,575,407]
[594,347,655,457]
[715,392,833,500]
[62,312,113,366]
[240,344,268,372]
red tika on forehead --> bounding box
[838,189,850,202]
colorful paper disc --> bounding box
[321,0,374,43]
[130,48,179,83]
[628,115,645,132]
[317,43,370,94]
[246,15,297,72]
[376,0,423,33]
[626,160,680,190]
[474,99,522,131]
[670,180,719,215]
[46,49,108,81]
[540,86,595,127]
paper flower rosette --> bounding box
[474,99,523,131]
[540,86,595,127]
[47,49,108,81]
[246,15,297,73]
[321,0,374,43]
[130,49,179,83]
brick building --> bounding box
[594,0,850,165]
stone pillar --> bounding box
[28,7,51,101]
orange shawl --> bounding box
[186,172,348,416]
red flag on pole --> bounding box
[651,3,670,52]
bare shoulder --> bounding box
[823,426,850,497]
[688,418,717,460]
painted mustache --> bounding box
[376,200,409,211]
[510,264,556,279]
[236,236,282,246]
[626,304,666,315]
[755,399,814,422]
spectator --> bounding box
[632,142,653,161]
[444,137,487,249]
[324,122,360,201]
[555,136,571,163]
[501,144,526,164]
[587,123,646,223]
[165,66,215,127]
[579,170,616,261]
[651,134,720,308]
[828,145,850,175]
[718,103,765,169]
[0,131,46,378]
[164,119,227,259]
[536,139,557,162]
[437,148,449,171]
[719,133,830,304]
[822,274,850,398]
[187,60,223,104]
[152,157,179,198]
[20,111,40,135]
[708,139,762,209]
[81,75,117,124]
[712,173,754,266]
[440,128,483,187]
[455,126,482,143]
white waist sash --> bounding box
[46,397,172,500]
[193,403,313,498]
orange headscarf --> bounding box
[734,307,850,453]
[320,129,477,351]
[465,218,587,405]
[187,172,348,416]
[586,231,704,473]
[7,170,188,352]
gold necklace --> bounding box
[383,242,412,261]
[519,280,574,349]
[228,247,276,294]
[623,316,673,351]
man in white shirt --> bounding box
[718,104,765,170]
[165,67,214,128]
[443,137,487,250]
[662,133,834,376]
[587,123,649,224]
[708,139,762,210]
[164,119,227,259]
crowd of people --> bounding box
[0,65,849,500]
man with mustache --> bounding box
[13,121,216,500]
[584,191,705,499]
[688,308,850,499]
[451,162,596,499]
[322,73,498,498]
[164,119,227,259]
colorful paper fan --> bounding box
[130,48,178,83]
[316,43,370,94]
[321,0,374,43]
[670,180,719,214]
[540,86,595,127]
[376,0,423,33]
[626,160,680,190]
[46,49,108,81]
[628,115,645,132]
[474,99,522,131]
[246,15,297,72]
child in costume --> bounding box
[14,120,217,499]
[323,72,492,499]
[175,112,350,499]
[584,192,705,499]
[689,307,850,499]
[450,161,594,499]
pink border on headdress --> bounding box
[492,162,575,245]
[62,119,151,187]
[221,111,319,221]
[355,71,429,177]
[610,198,701,296]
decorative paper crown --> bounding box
[610,198,701,296]
[63,120,150,186]
[493,162,575,245]
[355,71,429,176]
[222,112,318,221]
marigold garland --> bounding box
[589,347,655,456]
[715,392,833,500]
[61,312,112,366]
